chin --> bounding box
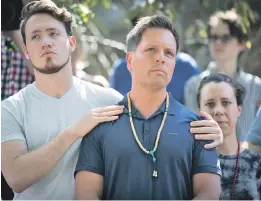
[221,128,231,138]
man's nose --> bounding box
[156,51,165,64]
[41,36,52,49]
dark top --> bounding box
[219,149,261,200]
[75,93,221,200]
[2,0,23,31]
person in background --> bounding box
[243,106,261,152]
[197,73,261,200]
[110,16,200,104]
[1,0,35,199]
[185,10,261,141]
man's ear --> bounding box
[22,44,30,60]
[69,35,76,52]
[126,51,133,72]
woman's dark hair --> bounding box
[207,10,248,43]
[196,73,245,108]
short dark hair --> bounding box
[196,73,245,108]
[207,10,248,43]
[20,0,73,44]
[126,15,179,53]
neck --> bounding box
[217,132,239,155]
[215,58,238,78]
[129,87,167,119]
[34,65,73,98]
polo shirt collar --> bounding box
[118,92,176,119]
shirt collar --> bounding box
[118,92,177,120]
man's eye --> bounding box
[147,48,155,51]
[50,32,59,36]
[206,102,215,108]
[32,35,40,40]
[166,51,174,57]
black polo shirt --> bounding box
[75,94,221,200]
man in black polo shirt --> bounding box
[75,15,221,200]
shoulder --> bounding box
[241,149,261,163]
[186,69,211,86]
[112,58,127,70]
[74,77,123,104]
[240,71,261,86]
[1,84,33,110]
[176,52,198,67]
[83,120,113,144]
[172,98,202,122]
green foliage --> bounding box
[55,0,111,26]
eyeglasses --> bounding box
[208,34,234,44]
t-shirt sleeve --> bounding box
[1,100,26,143]
[192,140,222,176]
[75,128,104,177]
[246,106,261,146]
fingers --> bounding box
[93,105,124,112]
[91,106,124,123]
[199,111,213,120]
[204,141,220,149]
[94,109,124,117]
[96,115,119,122]
[190,127,219,134]
[194,134,217,140]
[194,133,223,149]
[190,119,217,127]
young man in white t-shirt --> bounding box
[1,0,223,199]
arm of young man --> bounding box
[75,128,105,200]
[1,104,123,193]
[192,138,221,200]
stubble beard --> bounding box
[32,55,70,74]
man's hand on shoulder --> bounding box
[190,111,223,149]
[67,105,124,139]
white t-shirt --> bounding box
[1,76,123,200]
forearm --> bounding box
[76,189,100,200]
[193,191,219,200]
[10,128,78,193]
[192,173,221,200]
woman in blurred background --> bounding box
[196,73,261,200]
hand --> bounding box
[69,105,124,139]
[190,111,223,149]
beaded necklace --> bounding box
[230,140,240,200]
[219,140,240,200]
[127,92,169,178]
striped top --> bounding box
[184,62,261,141]
[218,149,261,200]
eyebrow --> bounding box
[31,28,59,34]
[144,44,176,53]
[205,98,215,102]
[205,97,230,102]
